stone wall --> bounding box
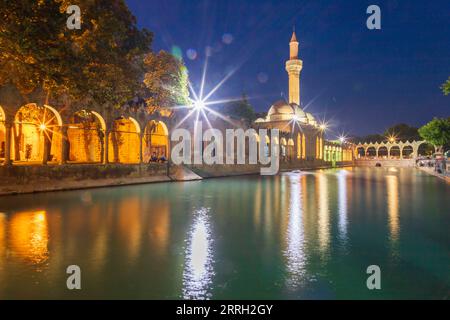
[355,159,415,167]
[0,163,170,195]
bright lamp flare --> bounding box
[319,124,327,131]
[339,136,346,143]
[39,124,47,131]
[193,100,206,110]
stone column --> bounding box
[139,132,144,164]
[60,125,68,164]
[3,121,12,166]
[103,128,109,164]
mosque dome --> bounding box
[306,112,317,126]
[267,100,296,121]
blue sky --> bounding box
[126,0,450,137]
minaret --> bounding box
[285,30,303,105]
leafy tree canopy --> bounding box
[0,0,153,111]
[442,77,450,95]
[215,94,256,125]
[418,117,450,153]
[384,123,421,142]
[143,50,190,109]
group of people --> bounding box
[148,152,167,163]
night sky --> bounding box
[126,0,450,137]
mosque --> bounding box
[254,31,352,163]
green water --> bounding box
[0,167,449,299]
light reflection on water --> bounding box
[182,208,214,300]
[0,167,448,299]
[316,172,330,255]
[284,174,306,289]
[337,170,348,245]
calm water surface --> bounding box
[0,167,449,299]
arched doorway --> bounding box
[389,146,401,159]
[143,120,169,163]
[366,147,376,159]
[378,146,388,159]
[0,106,5,161]
[12,104,62,163]
[280,137,287,161]
[287,138,294,161]
[296,133,301,159]
[356,147,365,158]
[109,117,141,163]
[417,142,434,157]
[402,145,414,159]
[67,110,105,163]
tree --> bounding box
[218,94,257,125]
[418,118,450,153]
[442,77,450,96]
[143,50,190,109]
[0,0,153,109]
[384,123,420,142]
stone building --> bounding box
[253,31,327,163]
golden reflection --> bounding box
[9,211,49,265]
[117,197,142,262]
[284,174,306,288]
[386,175,400,242]
[316,173,330,253]
[183,208,214,300]
[337,170,348,243]
[253,179,262,227]
[148,202,170,256]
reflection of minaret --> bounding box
[286,29,303,105]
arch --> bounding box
[287,138,294,160]
[288,138,294,146]
[356,146,365,158]
[402,145,414,159]
[67,110,104,163]
[366,147,376,158]
[90,111,106,131]
[43,104,63,127]
[389,146,401,159]
[0,105,5,122]
[12,103,62,163]
[108,117,141,163]
[143,120,169,163]
[301,134,306,159]
[417,142,434,157]
[378,146,388,158]
[280,137,287,145]
[296,133,301,159]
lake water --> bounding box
[0,167,449,299]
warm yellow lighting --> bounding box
[319,124,327,131]
[39,123,47,131]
